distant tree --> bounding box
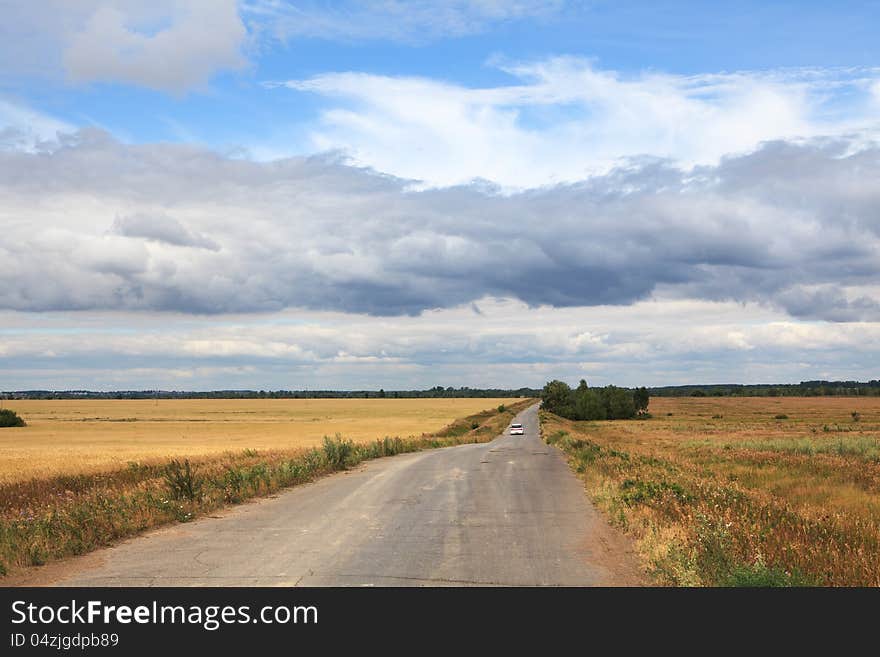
[0,409,26,427]
[543,380,643,421]
[633,387,650,414]
[378,389,386,398]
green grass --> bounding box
[722,562,816,587]
[724,435,880,460]
[162,459,204,501]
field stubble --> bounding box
[543,396,880,586]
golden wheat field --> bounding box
[0,398,519,483]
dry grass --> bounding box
[542,396,880,586]
[0,399,534,578]
[0,398,520,483]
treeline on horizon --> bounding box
[3,380,879,401]
[649,380,880,397]
[0,386,543,401]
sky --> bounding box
[1,0,879,391]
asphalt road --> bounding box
[33,404,642,586]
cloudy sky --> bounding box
[1,1,879,391]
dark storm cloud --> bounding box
[0,129,878,320]
[774,286,880,322]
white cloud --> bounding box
[1,298,878,389]
[64,0,246,92]
[277,60,880,187]
[1,1,247,92]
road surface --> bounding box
[23,404,643,586]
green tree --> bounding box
[541,380,573,416]
[601,385,636,419]
[0,409,25,427]
[633,387,650,414]
[573,388,605,420]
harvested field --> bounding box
[542,396,880,586]
[0,398,520,483]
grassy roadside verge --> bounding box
[540,408,880,586]
[0,400,533,579]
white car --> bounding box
[509,423,524,435]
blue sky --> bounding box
[6,1,880,156]
[1,1,879,390]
